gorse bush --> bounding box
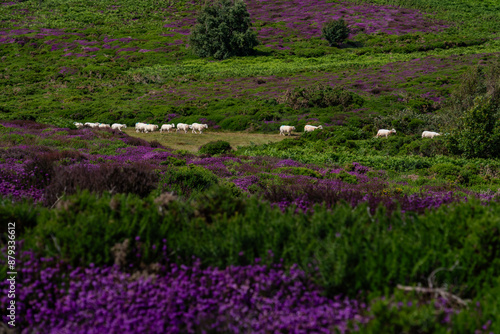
[321,18,351,46]
[189,0,259,60]
[198,140,232,155]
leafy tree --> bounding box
[321,18,351,46]
[189,0,259,60]
[448,96,500,158]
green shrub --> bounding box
[321,19,351,46]
[189,0,259,60]
[448,96,500,158]
[327,170,358,184]
[160,156,186,166]
[158,165,219,197]
[430,162,460,181]
[273,167,323,178]
[199,140,232,155]
[278,84,363,110]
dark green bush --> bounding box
[199,140,232,155]
[278,84,363,110]
[158,165,219,197]
[321,19,351,46]
[448,96,500,158]
[430,163,460,181]
[189,0,259,59]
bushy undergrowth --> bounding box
[3,190,497,304]
[198,140,232,155]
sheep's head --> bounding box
[390,129,396,133]
[318,125,323,129]
[292,126,296,131]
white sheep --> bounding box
[84,122,99,128]
[135,122,147,133]
[160,124,176,133]
[98,123,111,129]
[376,129,397,138]
[111,123,127,131]
[176,123,190,133]
[74,122,84,129]
[191,123,208,134]
[304,125,323,132]
[145,124,158,133]
[280,125,296,136]
[422,131,441,139]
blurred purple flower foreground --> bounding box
[1,250,368,333]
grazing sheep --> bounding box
[176,123,190,133]
[74,122,84,129]
[135,122,147,133]
[111,123,127,131]
[304,125,323,132]
[280,125,296,136]
[84,122,99,128]
[98,123,111,129]
[145,124,159,133]
[376,129,397,138]
[160,124,176,133]
[422,131,441,139]
[191,123,208,134]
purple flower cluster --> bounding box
[0,249,369,333]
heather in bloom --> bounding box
[0,249,369,333]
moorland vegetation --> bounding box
[1,0,500,332]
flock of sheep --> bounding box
[73,122,209,134]
[74,122,127,131]
[280,125,441,139]
[75,122,440,139]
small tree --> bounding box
[449,96,500,158]
[321,19,351,46]
[189,0,259,60]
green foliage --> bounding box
[20,192,500,301]
[449,96,500,158]
[157,165,219,197]
[277,84,364,110]
[198,140,233,155]
[189,0,259,60]
[359,293,449,334]
[273,167,323,178]
[321,19,351,46]
[327,170,358,184]
[160,156,186,166]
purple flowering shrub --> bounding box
[0,248,369,333]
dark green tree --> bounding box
[321,18,351,46]
[449,96,500,158]
[189,0,259,60]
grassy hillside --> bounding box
[2,0,500,332]
[0,0,499,131]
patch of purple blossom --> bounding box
[0,248,370,333]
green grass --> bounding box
[123,128,287,152]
